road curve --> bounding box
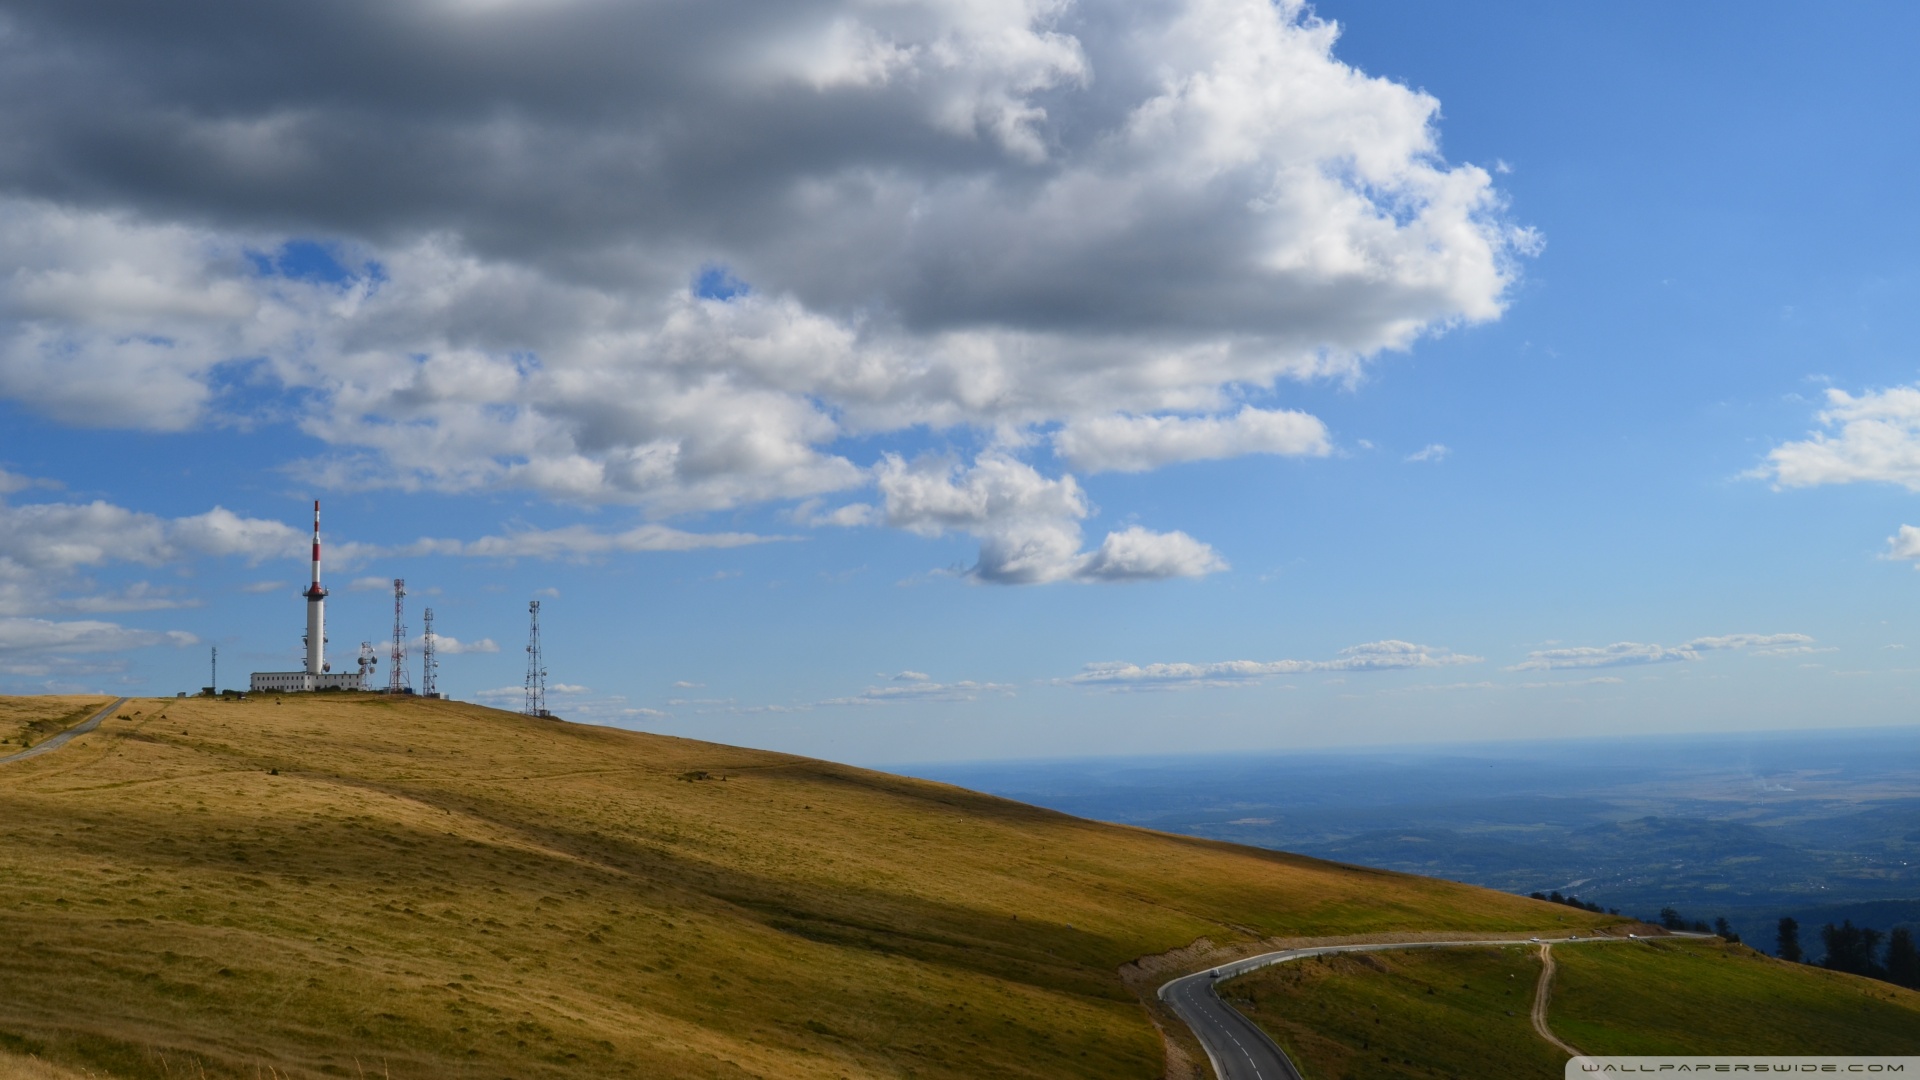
[0,697,128,767]
[1160,932,1668,1080]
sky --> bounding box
[1,1,1918,764]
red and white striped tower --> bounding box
[303,500,328,675]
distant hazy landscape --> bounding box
[906,725,1920,954]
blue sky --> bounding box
[1,1,1917,763]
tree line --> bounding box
[1529,890,1619,915]
[1530,891,1919,991]
[1775,916,1920,989]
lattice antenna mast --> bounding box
[210,646,217,693]
[420,607,438,697]
[389,578,409,693]
[524,600,546,717]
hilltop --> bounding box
[0,693,1616,1079]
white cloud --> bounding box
[0,617,198,655]
[819,679,1015,706]
[793,500,882,528]
[349,576,393,592]
[439,635,499,655]
[0,0,1530,559]
[1077,526,1227,581]
[1053,407,1330,473]
[1763,385,1920,490]
[169,507,307,562]
[1405,443,1450,463]
[0,491,782,591]
[0,495,310,622]
[876,452,1225,583]
[52,582,198,614]
[1507,633,1815,671]
[393,523,786,559]
[1387,676,1624,694]
[878,452,1087,537]
[0,469,60,495]
[1886,525,1920,564]
[1687,633,1814,652]
[242,580,288,594]
[0,498,302,575]
[671,680,704,689]
[388,633,498,655]
[474,681,588,703]
[1070,639,1481,689]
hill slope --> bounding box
[0,697,113,754]
[1222,939,1920,1078]
[0,694,1613,1079]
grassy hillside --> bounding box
[1553,938,1920,1054]
[1225,939,1920,1079]
[0,1047,100,1080]
[0,693,1613,1079]
[1222,946,1566,1080]
[0,697,113,752]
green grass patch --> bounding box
[1227,939,1920,1080]
[1226,946,1563,1079]
[1553,939,1920,1054]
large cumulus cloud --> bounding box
[0,0,1532,580]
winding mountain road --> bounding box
[0,698,128,767]
[1160,933,1666,1080]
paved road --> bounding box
[0,698,128,767]
[1160,933,1673,1080]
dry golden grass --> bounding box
[0,697,113,751]
[0,1048,110,1080]
[0,693,1615,1079]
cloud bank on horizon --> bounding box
[0,0,1533,584]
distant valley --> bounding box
[905,725,1920,952]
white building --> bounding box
[251,500,364,693]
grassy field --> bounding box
[0,693,1615,1080]
[1553,938,1920,1054]
[1223,946,1566,1080]
[0,1047,102,1080]
[1225,939,1920,1079]
[0,698,113,752]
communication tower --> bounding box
[524,600,547,717]
[389,578,409,694]
[357,641,377,682]
[303,501,329,674]
[421,607,438,698]
[210,646,217,694]
[248,500,360,693]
